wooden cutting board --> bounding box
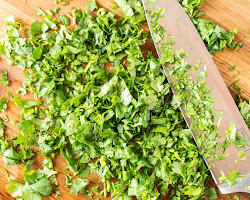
[0,0,249,199]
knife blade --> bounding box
[142,0,250,194]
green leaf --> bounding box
[70,178,90,195]
[29,21,43,36]
[98,76,118,97]
[120,82,132,106]
[229,65,236,71]
[16,120,35,150]
[36,7,46,16]
[3,147,21,165]
[219,170,246,187]
[13,96,41,108]
[32,45,43,60]
[0,97,8,112]
[58,14,70,26]
[29,178,52,196]
[234,195,242,200]
[115,0,134,17]
[53,7,60,14]
[237,150,245,157]
[16,87,27,96]
[204,187,218,200]
[87,0,98,12]
[183,185,204,196]
[0,69,10,87]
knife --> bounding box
[142,0,250,194]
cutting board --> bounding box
[0,0,249,199]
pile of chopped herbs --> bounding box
[0,0,249,200]
[178,0,242,54]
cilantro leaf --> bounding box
[0,97,8,112]
[115,0,134,17]
[16,87,27,95]
[29,178,52,196]
[0,69,10,87]
[36,7,46,16]
[70,178,90,195]
[204,187,218,200]
[53,7,60,14]
[219,170,246,186]
[29,21,43,36]
[234,195,242,200]
[229,65,236,71]
[87,0,98,12]
[58,14,70,26]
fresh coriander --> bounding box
[238,150,245,157]
[36,7,46,16]
[0,97,8,112]
[112,2,118,9]
[16,87,27,96]
[0,69,10,87]
[233,71,240,78]
[2,166,9,177]
[58,14,70,25]
[234,195,242,200]
[0,2,248,200]
[229,65,236,71]
[204,187,218,200]
[53,7,60,14]
[219,171,246,186]
[70,178,89,195]
[86,0,98,12]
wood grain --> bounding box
[0,0,249,200]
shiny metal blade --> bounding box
[142,0,250,194]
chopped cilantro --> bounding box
[204,187,218,200]
[234,195,242,200]
[46,10,53,16]
[36,7,46,16]
[53,7,60,14]
[70,178,89,195]
[16,87,27,96]
[178,0,241,54]
[4,115,8,122]
[0,97,8,112]
[7,91,13,100]
[219,170,246,186]
[2,166,9,177]
[58,14,70,26]
[112,2,118,9]
[0,69,10,87]
[229,65,236,71]
[240,157,247,161]
[87,0,98,12]
[237,150,245,157]
[29,21,43,36]
[233,71,240,78]
[8,161,53,199]
[0,1,248,200]
[236,97,250,128]
[233,84,241,93]
[91,185,99,194]
[115,0,134,17]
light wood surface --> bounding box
[0,0,249,200]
